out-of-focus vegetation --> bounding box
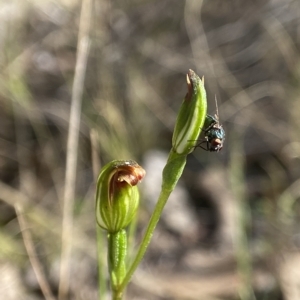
[1,0,300,299]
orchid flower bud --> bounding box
[172,69,207,155]
[96,160,145,233]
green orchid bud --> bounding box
[96,160,146,233]
[172,69,207,155]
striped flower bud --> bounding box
[172,69,207,155]
[96,160,145,233]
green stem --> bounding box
[117,150,187,294]
[112,290,123,300]
[230,130,255,300]
[108,230,127,290]
[96,226,107,300]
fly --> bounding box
[196,97,225,152]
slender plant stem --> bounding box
[118,150,186,294]
[230,130,255,300]
[97,226,107,300]
[118,187,172,293]
[90,129,107,300]
[58,0,92,298]
[112,291,123,300]
[15,204,56,300]
[108,230,127,289]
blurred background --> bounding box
[1,0,300,299]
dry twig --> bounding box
[58,0,92,298]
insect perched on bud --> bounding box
[196,97,225,152]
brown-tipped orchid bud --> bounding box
[172,69,207,155]
[96,160,145,233]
